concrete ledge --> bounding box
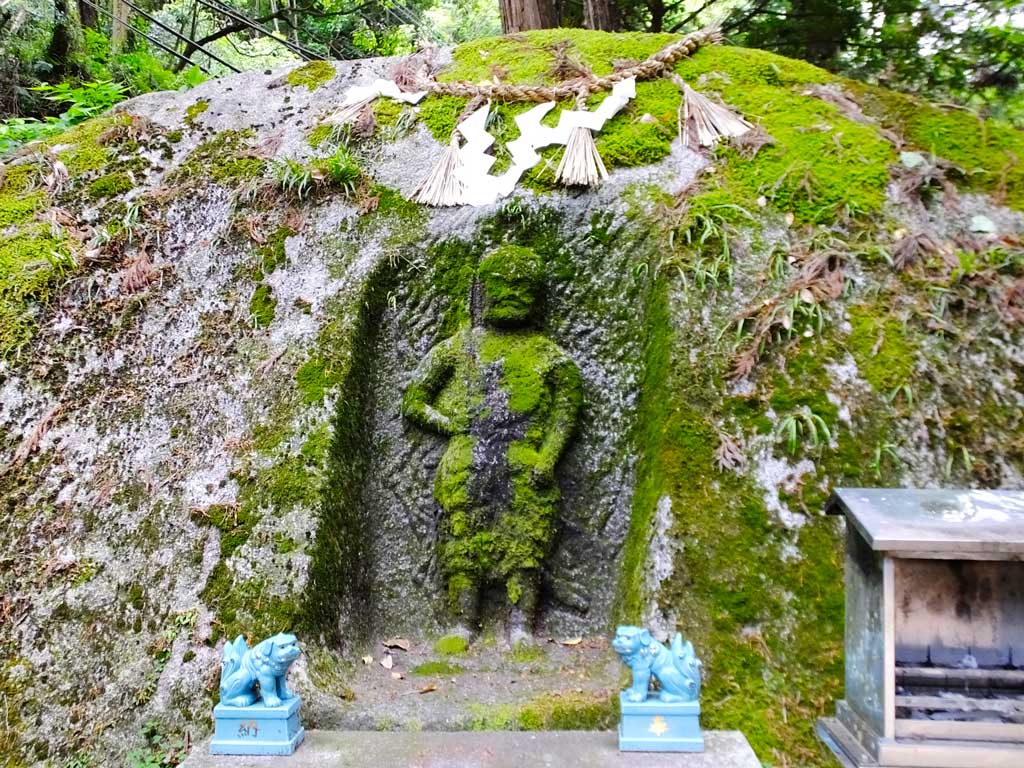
[182,729,761,767]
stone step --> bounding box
[182,729,761,768]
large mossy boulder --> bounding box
[1,31,1022,767]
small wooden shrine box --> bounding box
[818,488,1024,768]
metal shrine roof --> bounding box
[825,488,1024,556]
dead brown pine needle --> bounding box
[119,240,161,294]
[729,252,845,379]
[11,402,65,467]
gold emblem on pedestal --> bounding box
[648,715,670,736]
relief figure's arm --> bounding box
[536,358,583,476]
[402,339,459,436]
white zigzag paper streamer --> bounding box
[335,77,637,205]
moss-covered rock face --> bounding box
[0,114,137,358]
[1,30,1022,768]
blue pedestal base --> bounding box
[618,691,704,752]
[210,696,305,756]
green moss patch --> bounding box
[770,345,840,425]
[190,504,257,559]
[710,86,892,223]
[433,634,469,656]
[254,226,292,277]
[418,95,468,143]
[507,641,545,664]
[0,221,72,359]
[241,452,322,513]
[47,114,125,175]
[249,283,276,327]
[0,121,137,357]
[286,61,336,91]
[0,166,44,228]
[412,660,465,676]
[850,82,1024,209]
[308,124,334,149]
[466,690,617,731]
[192,501,301,643]
[296,355,339,404]
[273,534,298,554]
[846,304,916,393]
[184,99,209,125]
[201,566,298,643]
[168,129,265,186]
[373,98,405,129]
[86,171,133,201]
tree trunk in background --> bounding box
[78,0,97,29]
[46,0,84,77]
[499,0,559,33]
[110,0,130,51]
[270,0,282,35]
[647,0,665,33]
[583,0,614,31]
[290,0,299,48]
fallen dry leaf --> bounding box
[361,655,373,665]
[418,684,437,694]
[380,654,394,670]
[715,433,747,474]
[391,671,404,680]
[383,637,411,652]
[559,636,583,646]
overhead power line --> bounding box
[116,0,241,72]
[195,0,323,62]
[79,0,212,73]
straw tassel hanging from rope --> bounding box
[412,131,465,206]
[555,90,608,187]
[324,80,427,129]
[668,74,752,150]
[412,98,495,206]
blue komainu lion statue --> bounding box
[612,625,703,703]
[219,632,301,707]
